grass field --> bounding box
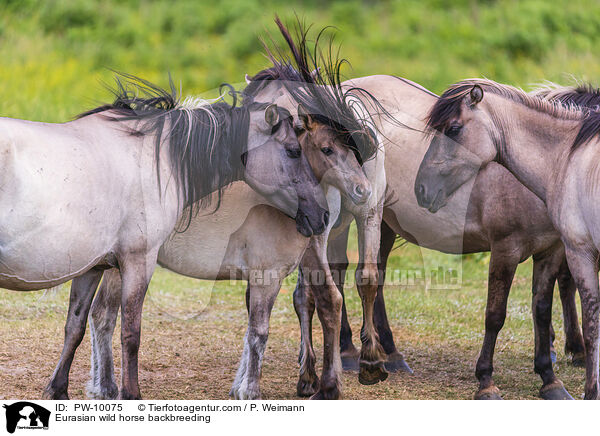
[0,0,595,400]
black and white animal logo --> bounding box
[3,402,50,433]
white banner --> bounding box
[0,399,593,436]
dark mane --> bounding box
[534,82,600,111]
[243,63,305,100]
[427,78,600,151]
[533,83,600,150]
[245,17,383,165]
[78,73,250,228]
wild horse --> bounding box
[416,78,600,399]
[297,74,586,400]
[242,19,397,392]
[11,72,330,400]
[47,50,379,399]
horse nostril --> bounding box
[323,211,329,226]
[418,184,425,198]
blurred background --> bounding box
[2,0,600,121]
[0,0,598,399]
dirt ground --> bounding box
[0,250,588,400]
[0,281,586,400]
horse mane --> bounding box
[427,78,600,151]
[532,82,600,150]
[532,82,600,110]
[78,73,250,228]
[245,16,385,165]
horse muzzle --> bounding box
[295,207,329,237]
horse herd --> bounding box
[3,18,600,400]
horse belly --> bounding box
[0,134,127,290]
[158,182,308,282]
[158,183,271,280]
[0,200,118,290]
[0,237,110,291]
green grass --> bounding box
[1,0,600,122]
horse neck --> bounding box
[489,96,580,203]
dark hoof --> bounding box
[119,390,142,400]
[297,376,319,397]
[474,386,503,400]
[384,352,413,374]
[570,352,585,368]
[550,350,557,364]
[341,356,360,372]
[358,362,388,386]
[540,382,574,400]
[310,387,341,400]
[42,386,69,400]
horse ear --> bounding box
[297,104,313,130]
[265,104,279,127]
[469,85,484,106]
[245,74,252,85]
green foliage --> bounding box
[0,0,599,122]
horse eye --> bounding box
[445,124,462,138]
[270,121,282,134]
[321,147,333,156]
[286,148,301,159]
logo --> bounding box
[3,402,50,433]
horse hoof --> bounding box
[540,381,574,400]
[358,361,388,386]
[341,356,360,372]
[550,350,557,364]
[310,387,341,400]
[384,352,413,374]
[570,352,585,368]
[86,381,119,400]
[474,386,503,400]
[119,390,142,400]
[42,386,69,400]
[297,376,319,397]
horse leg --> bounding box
[557,258,585,367]
[118,253,156,400]
[374,220,412,374]
[327,227,359,371]
[87,269,121,399]
[230,280,281,400]
[230,330,250,398]
[293,267,319,397]
[42,269,103,399]
[301,235,343,399]
[531,250,573,399]
[474,243,519,400]
[548,320,557,364]
[564,246,600,400]
[355,206,387,386]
